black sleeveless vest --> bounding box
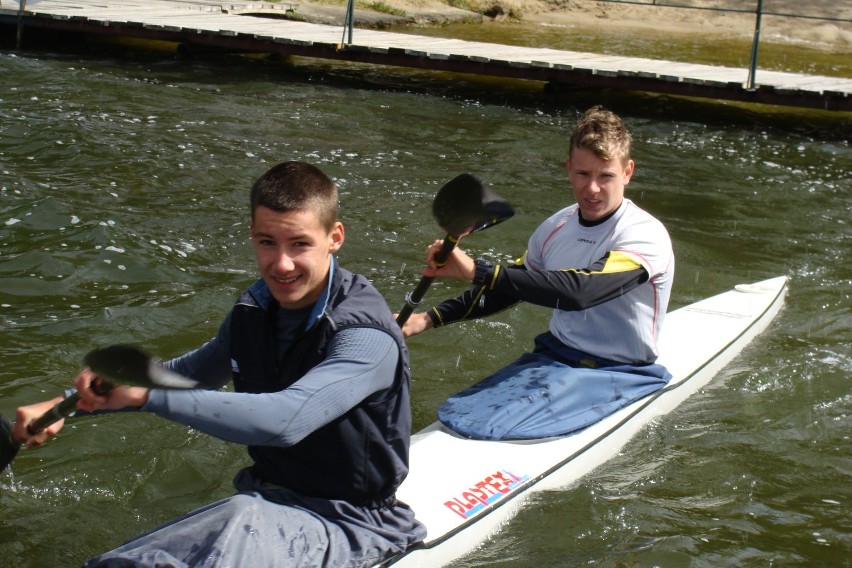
[229,266,412,506]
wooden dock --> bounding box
[3,0,851,111]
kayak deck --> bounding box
[383,276,788,567]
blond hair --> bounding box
[568,106,632,164]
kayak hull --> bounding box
[384,276,788,567]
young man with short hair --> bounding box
[401,106,675,440]
[15,161,426,567]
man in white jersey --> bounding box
[401,106,675,440]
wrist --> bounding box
[426,307,444,328]
[472,257,495,287]
[126,386,150,409]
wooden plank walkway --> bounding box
[3,0,851,111]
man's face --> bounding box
[566,146,634,222]
[250,206,344,310]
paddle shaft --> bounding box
[1,394,80,468]
[27,392,82,435]
[0,381,113,472]
[396,234,459,327]
[1,349,191,473]
[26,378,111,436]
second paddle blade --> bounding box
[84,345,199,390]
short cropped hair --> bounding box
[568,105,632,164]
[250,161,338,231]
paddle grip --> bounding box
[27,393,81,435]
[396,234,458,327]
[25,378,112,435]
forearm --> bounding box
[431,252,649,325]
[487,257,649,310]
[144,327,398,447]
[428,284,520,327]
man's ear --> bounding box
[329,222,345,253]
[623,159,635,184]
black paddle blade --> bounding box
[0,414,21,472]
[84,345,199,390]
[432,173,514,237]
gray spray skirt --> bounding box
[83,467,426,568]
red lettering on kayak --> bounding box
[443,469,530,520]
[444,500,467,517]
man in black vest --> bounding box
[14,161,426,567]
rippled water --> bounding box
[0,34,849,568]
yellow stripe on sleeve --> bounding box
[601,251,643,273]
[488,265,501,289]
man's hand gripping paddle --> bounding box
[396,173,514,326]
[0,344,198,473]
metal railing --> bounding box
[10,0,851,90]
[338,0,851,90]
[597,0,850,23]
[592,0,851,90]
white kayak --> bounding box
[382,275,788,567]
